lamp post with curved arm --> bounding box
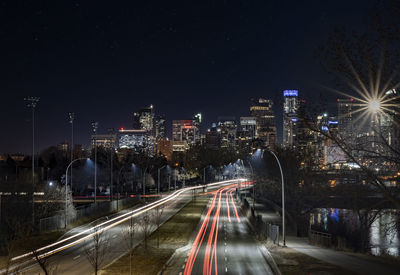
[268,150,286,247]
[158,165,166,195]
[65,157,88,228]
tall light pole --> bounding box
[24,96,39,225]
[65,158,87,227]
[117,165,129,210]
[268,150,286,247]
[92,122,98,203]
[158,165,166,195]
[181,167,186,188]
[69,112,75,196]
[203,167,206,184]
[249,162,255,207]
[143,167,148,197]
[174,168,177,190]
[108,128,114,201]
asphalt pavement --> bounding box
[183,185,274,275]
[3,179,243,275]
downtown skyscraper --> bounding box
[282,90,299,148]
[250,98,277,149]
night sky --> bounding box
[0,0,373,154]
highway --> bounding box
[184,185,274,275]
[3,179,244,275]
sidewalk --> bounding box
[286,236,399,275]
[244,197,400,275]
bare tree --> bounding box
[84,226,109,275]
[1,218,30,275]
[139,212,153,250]
[31,249,58,275]
[154,205,165,248]
[122,217,137,275]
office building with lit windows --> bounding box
[282,90,299,148]
[250,98,277,148]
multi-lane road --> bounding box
[184,184,274,275]
[3,179,244,275]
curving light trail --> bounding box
[6,179,246,273]
[184,184,240,275]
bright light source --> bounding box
[49,181,53,186]
[368,100,381,113]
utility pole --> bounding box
[92,122,98,204]
[24,96,39,226]
[69,112,74,195]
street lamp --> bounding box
[181,167,186,188]
[108,128,115,201]
[368,99,381,113]
[65,157,88,227]
[24,96,39,225]
[92,122,98,203]
[174,168,177,190]
[68,112,75,198]
[117,165,131,210]
[268,150,286,247]
[251,149,285,246]
[203,165,212,185]
[242,159,255,205]
[143,167,148,197]
[158,165,166,195]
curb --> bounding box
[238,198,282,275]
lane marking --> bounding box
[73,255,80,260]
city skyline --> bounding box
[0,0,374,153]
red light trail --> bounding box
[184,183,242,275]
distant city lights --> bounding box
[283,90,298,97]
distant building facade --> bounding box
[282,90,299,148]
[217,116,237,147]
[133,105,155,133]
[172,117,200,146]
[337,98,355,140]
[155,114,166,140]
[250,98,277,148]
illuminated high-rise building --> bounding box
[117,128,155,155]
[155,114,166,140]
[337,98,354,140]
[133,105,155,134]
[250,98,277,148]
[238,116,256,140]
[217,116,237,147]
[282,90,299,147]
[172,115,201,146]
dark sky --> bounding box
[0,0,373,154]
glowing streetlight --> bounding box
[368,99,381,113]
[158,165,166,194]
[68,112,75,198]
[253,149,286,247]
[91,122,98,203]
[24,96,39,225]
[65,157,89,227]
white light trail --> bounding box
[9,179,246,264]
